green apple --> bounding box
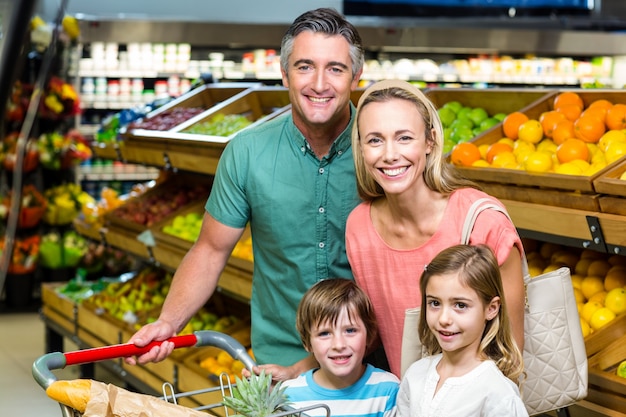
[493,113,507,122]
[478,117,500,132]
[618,360,626,378]
[443,139,456,154]
[443,101,463,114]
[468,107,489,126]
[450,118,474,131]
[456,107,473,123]
[451,126,474,143]
[438,107,457,128]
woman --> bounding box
[346,79,525,378]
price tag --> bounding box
[137,230,156,247]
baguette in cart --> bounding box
[33,330,330,417]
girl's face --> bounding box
[357,98,433,196]
[424,272,499,359]
[308,307,367,389]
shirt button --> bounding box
[319,168,324,174]
[318,242,325,248]
[318,207,325,213]
[338,150,343,155]
[301,146,306,152]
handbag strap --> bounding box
[461,197,530,281]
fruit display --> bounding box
[39,230,88,269]
[107,178,212,228]
[161,211,203,242]
[198,347,255,384]
[86,266,172,328]
[618,360,626,379]
[450,91,626,176]
[44,183,94,225]
[126,107,205,131]
[439,101,505,153]
[231,236,253,262]
[181,113,252,136]
[522,238,626,337]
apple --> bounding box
[618,360,626,378]
[468,107,489,126]
[443,101,463,114]
[478,117,500,132]
[438,107,457,128]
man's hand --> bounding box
[124,320,177,365]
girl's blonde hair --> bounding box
[418,244,524,383]
[296,278,378,352]
[351,79,480,202]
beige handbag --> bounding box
[462,198,588,415]
[400,198,588,415]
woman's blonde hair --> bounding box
[418,244,524,383]
[351,79,479,201]
[296,278,378,352]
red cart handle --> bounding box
[63,334,198,366]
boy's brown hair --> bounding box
[296,278,378,351]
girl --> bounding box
[396,244,527,416]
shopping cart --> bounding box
[33,330,330,417]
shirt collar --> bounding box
[291,102,356,158]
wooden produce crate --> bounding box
[120,83,259,165]
[451,90,626,194]
[585,313,626,358]
[91,141,122,160]
[103,172,212,235]
[426,87,551,116]
[77,301,126,346]
[586,333,626,414]
[41,283,77,335]
[594,157,626,215]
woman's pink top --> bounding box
[345,188,523,377]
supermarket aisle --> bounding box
[0,310,81,416]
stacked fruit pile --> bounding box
[182,113,252,136]
[198,348,255,384]
[127,107,204,131]
[438,101,505,153]
[451,92,626,176]
[523,239,626,338]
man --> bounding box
[126,8,364,380]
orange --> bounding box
[540,110,567,138]
[502,112,529,140]
[606,103,626,131]
[604,266,626,291]
[575,258,592,277]
[581,107,608,125]
[552,119,575,145]
[486,142,514,164]
[588,98,613,112]
[590,307,616,331]
[518,119,544,144]
[588,259,612,277]
[553,91,584,110]
[556,103,583,122]
[588,291,607,304]
[574,115,606,143]
[581,275,606,300]
[556,138,590,164]
[604,287,626,315]
[450,142,481,167]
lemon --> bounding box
[478,144,490,159]
[524,151,553,173]
[536,138,558,153]
[573,287,585,304]
[471,159,491,167]
[580,300,603,323]
[497,137,515,148]
[518,120,544,144]
[581,275,606,300]
[590,307,616,331]
[491,151,517,168]
[555,162,583,175]
[574,259,592,276]
[604,287,626,315]
[598,129,626,152]
[571,274,584,290]
[605,141,626,164]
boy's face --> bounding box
[308,307,367,389]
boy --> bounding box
[282,278,399,417]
